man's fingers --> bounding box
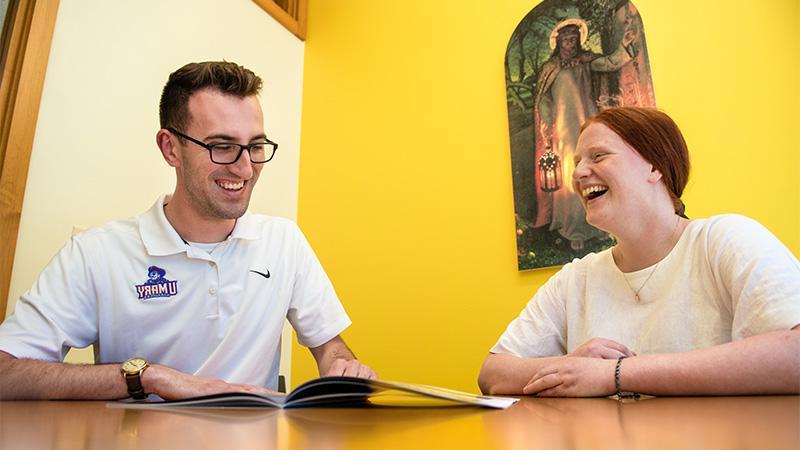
[357,364,376,380]
[325,358,348,376]
[324,359,377,379]
[342,361,361,377]
[232,383,280,396]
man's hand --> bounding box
[322,358,377,379]
[522,357,616,397]
[309,335,377,380]
[0,351,278,401]
[569,337,635,359]
[144,365,280,400]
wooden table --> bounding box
[1,396,798,449]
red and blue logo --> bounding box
[135,266,178,300]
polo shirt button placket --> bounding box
[205,258,221,318]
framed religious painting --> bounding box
[505,0,655,270]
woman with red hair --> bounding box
[480,107,800,397]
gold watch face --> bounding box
[122,357,148,373]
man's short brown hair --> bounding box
[159,61,263,131]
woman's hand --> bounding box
[523,357,617,397]
[569,337,635,359]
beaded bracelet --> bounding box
[615,356,640,399]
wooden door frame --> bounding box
[0,0,60,320]
[252,0,306,40]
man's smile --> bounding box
[216,179,245,191]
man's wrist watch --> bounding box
[121,357,150,399]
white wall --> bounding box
[7,0,304,387]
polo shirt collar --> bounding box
[139,195,261,256]
[230,211,261,241]
[139,195,186,256]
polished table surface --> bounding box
[1,396,798,450]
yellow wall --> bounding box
[294,0,800,391]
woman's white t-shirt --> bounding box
[492,215,800,357]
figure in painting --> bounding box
[532,18,636,250]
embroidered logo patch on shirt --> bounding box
[135,265,179,300]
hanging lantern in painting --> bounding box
[538,146,561,192]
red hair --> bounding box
[582,107,690,217]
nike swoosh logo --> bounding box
[250,269,271,279]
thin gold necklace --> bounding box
[622,216,681,302]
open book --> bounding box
[109,376,518,410]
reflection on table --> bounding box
[1,396,797,450]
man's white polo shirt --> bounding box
[0,196,351,391]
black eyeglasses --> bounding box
[167,128,278,165]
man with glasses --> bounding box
[0,61,376,400]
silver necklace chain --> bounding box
[626,262,660,302]
[622,216,682,302]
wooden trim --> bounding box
[0,0,60,320]
[252,0,306,40]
